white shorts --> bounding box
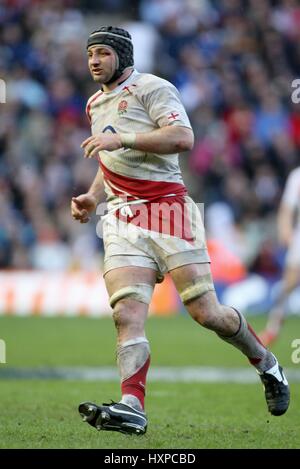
[102,196,210,282]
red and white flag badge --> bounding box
[167,112,180,121]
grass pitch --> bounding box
[0,314,299,448]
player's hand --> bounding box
[71,194,97,223]
[81,134,122,158]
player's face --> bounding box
[87,46,117,83]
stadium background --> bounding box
[0,0,300,450]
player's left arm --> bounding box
[81,126,193,158]
[127,125,194,154]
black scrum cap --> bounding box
[87,26,134,83]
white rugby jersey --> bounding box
[281,167,300,231]
[86,70,192,207]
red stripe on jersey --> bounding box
[99,159,187,201]
[98,161,194,242]
[86,90,103,123]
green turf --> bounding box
[0,380,299,449]
[0,315,299,448]
[0,314,299,367]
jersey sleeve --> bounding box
[281,169,300,209]
[141,81,192,129]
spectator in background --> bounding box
[260,166,300,346]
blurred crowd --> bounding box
[1,0,300,276]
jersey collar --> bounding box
[103,69,139,95]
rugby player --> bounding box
[72,27,290,435]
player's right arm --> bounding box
[71,167,103,223]
[277,170,299,247]
[278,203,294,247]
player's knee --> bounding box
[190,308,217,329]
[112,301,132,329]
[109,283,152,332]
[187,295,222,330]
[112,300,145,334]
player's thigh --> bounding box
[169,262,221,318]
[104,266,157,297]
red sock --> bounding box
[121,357,150,409]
